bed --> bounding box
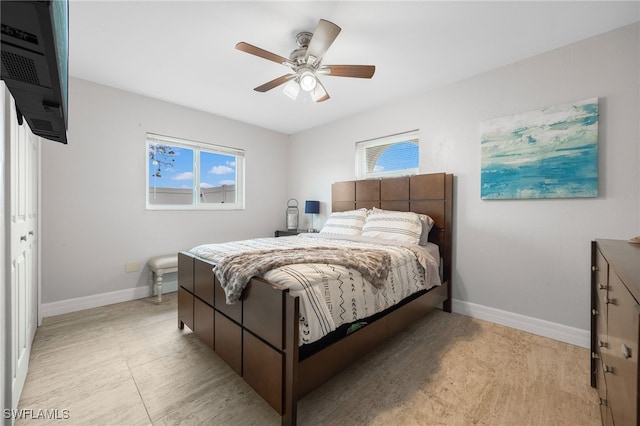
[177,172,453,426]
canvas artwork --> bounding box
[480,97,599,199]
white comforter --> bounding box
[190,234,440,345]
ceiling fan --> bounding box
[235,19,375,102]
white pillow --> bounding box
[319,209,368,235]
[371,208,434,245]
[361,210,423,244]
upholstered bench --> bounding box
[148,254,178,303]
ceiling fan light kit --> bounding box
[299,71,317,91]
[283,80,301,100]
[235,19,376,103]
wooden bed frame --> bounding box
[177,172,453,425]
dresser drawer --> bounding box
[595,353,615,426]
[595,249,609,292]
[595,356,606,401]
[606,270,639,426]
[595,250,609,346]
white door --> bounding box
[1,82,6,422]
[5,88,39,415]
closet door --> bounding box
[5,88,39,415]
[1,82,5,423]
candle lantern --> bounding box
[286,199,299,231]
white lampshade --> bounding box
[299,71,317,92]
[283,80,300,100]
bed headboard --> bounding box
[331,173,453,300]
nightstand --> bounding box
[274,230,302,237]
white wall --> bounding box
[288,23,640,333]
[37,23,639,340]
[40,78,289,305]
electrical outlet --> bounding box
[125,261,139,273]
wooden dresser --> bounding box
[591,239,640,426]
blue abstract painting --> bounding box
[481,98,598,199]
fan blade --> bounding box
[320,65,376,79]
[305,19,341,65]
[254,74,295,92]
[236,42,291,66]
[311,80,330,103]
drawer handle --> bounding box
[604,364,613,374]
[599,398,607,407]
[20,235,27,242]
[591,308,599,316]
[606,298,616,306]
[592,352,600,360]
[592,266,599,272]
[622,344,632,359]
[599,284,608,290]
[599,340,608,349]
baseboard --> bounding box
[40,279,177,318]
[41,289,590,347]
[452,299,590,348]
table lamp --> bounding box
[305,200,320,232]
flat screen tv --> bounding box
[1,0,69,144]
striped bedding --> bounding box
[189,234,441,345]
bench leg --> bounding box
[149,270,154,298]
[156,273,163,304]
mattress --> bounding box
[190,234,441,345]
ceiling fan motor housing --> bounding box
[290,31,315,65]
[289,47,307,65]
[295,31,313,48]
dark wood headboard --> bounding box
[331,173,453,301]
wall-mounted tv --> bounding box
[1,0,69,144]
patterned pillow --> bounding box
[372,207,434,245]
[361,210,423,244]
[319,209,368,235]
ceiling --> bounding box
[69,1,640,135]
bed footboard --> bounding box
[179,251,448,426]
[178,252,300,423]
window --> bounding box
[355,130,420,179]
[146,133,244,210]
